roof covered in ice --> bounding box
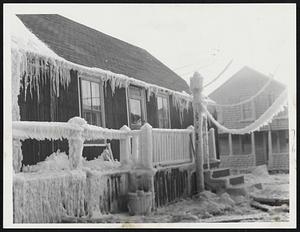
[16,14,190,93]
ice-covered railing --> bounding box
[11,117,141,171]
[152,127,194,166]
[12,116,200,172]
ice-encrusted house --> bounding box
[209,66,289,171]
[13,14,194,165]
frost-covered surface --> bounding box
[244,165,289,200]
[60,168,289,224]
[12,121,83,140]
[13,151,127,222]
[84,169,129,217]
[13,170,87,223]
[82,157,121,172]
[22,151,70,173]
[11,15,193,116]
[21,150,122,174]
[82,124,127,141]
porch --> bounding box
[12,116,222,223]
[217,129,289,171]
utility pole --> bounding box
[190,72,205,192]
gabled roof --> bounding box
[209,66,285,103]
[208,66,288,131]
[17,14,190,93]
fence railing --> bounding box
[12,117,199,172]
[152,128,194,166]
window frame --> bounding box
[156,92,171,129]
[127,85,147,129]
[78,75,106,128]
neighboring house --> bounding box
[15,14,193,165]
[209,66,289,171]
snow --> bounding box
[22,151,70,173]
[20,149,122,174]
[243,165,289,200]
[82,156,121,172]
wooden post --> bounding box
[190,71,205,192]
[132,134,139,167]
[140,123,153,169]
[208,128,217,161]
[251,132,255,155]
[268,128,273,167]
[204,116,210,170]
[12,139,22,173]
[228,133,233,156]
[187,125,195,162]
[120,125,131,167]
[67,117,86,169]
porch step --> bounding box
[203,160,221,170]
[204,169,245,194]
[211,168,231,178]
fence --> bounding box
[12,117,199,172]
[152,128,194,166]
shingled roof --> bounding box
[17,14,190,93]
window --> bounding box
[80,79,104,126]
[240,98,255,121]
[157,94,170,128]
[128,85,147,129]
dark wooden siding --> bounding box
[18,69,79,166]
[103,83,128,161]
[146,92,158,128]
[154,167,193,208]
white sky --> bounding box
[5,4,296,95]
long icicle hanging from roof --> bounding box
[203,88,288,134]
[12,16,194,107]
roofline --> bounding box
[209,65,286,97]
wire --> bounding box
[207,76,273,107]
[203,59,234,88]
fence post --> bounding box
[12,139,23,173]
[208,128,217,161]
[132,134,139,167]
[67,117,86,169]
[190,71,205,192]
[120,125,131,167]
[140,123,153,169]
[187,125,195,162]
